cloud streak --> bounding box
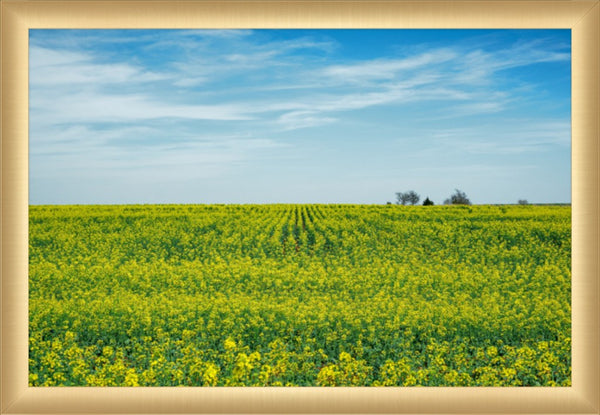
[29,29,571,204]
[31,32,569,130]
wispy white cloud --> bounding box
[29,47,90,67]
[31,121,287,182]
[29,29,571,204]
[426,120,570,155]
[31,91,256,124]
[322,49,456,84]
[30,46,167,86]
[277,110,337,131]
[30,32,569,133]
[452,41,570,86]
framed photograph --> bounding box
[2,1,598,414]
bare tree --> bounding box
[396,190,420,205]
[443,189,471,205]
[406,190,420,205]
[396,192,409,205]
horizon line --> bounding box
[28,202,573,207]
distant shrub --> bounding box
[444,189,471,205]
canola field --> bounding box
[29,204,571,386]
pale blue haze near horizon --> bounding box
[29,29,571,205]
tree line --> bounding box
[393,190,531,206]
[394,189,471,206]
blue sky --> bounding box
[29,29,571,205]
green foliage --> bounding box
[29,204,571,386]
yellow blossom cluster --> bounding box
[29,204,571,386]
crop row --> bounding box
[29,204,571,386]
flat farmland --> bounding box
[29,204,571,386]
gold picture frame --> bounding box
[1,1,598,413]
